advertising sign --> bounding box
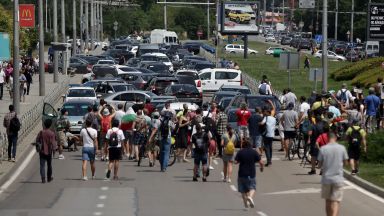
[221,1,259,35]
[367,3,384,41]
[0,33,11,61]
[19,4,35,28]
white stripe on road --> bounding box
[98,195,107,200]
[93,212,103,216]
[96,203,105,208]
[0,149,35,195]
[257,211,268,216]
[100,186,109,191]
[213,160,218,165]
[344,180,384,204]
[230,185,237,192]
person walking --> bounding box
[191,124,211,182]
[105,119,125,180]
[281,102,299,158]
[248,107,264,154]
[114,104,125,124]
[80,118,99,181]
[147,112,161,167]
[364,87,380,133]
[176,109,190,163]
[236,103,251,147]
[56,109,71,160]
[19,72,27,102]
[3,105,20,162]
[221,125,238,183]
[215,106,228,157]
[36,119,57,183]
[259,108,276,166]
[318,132,349,216]
[0,67,5,100]
[159,111,174,172]
[99,105,116,161]
[308,115,327,175]
[132,110,147,162]
[25,67,33,95]
[235,139,264,209]
[304,55,310,69]
[345,120,367,175]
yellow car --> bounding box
[228,10,251,24]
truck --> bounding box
[150,29,178,44]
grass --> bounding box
[347,163,384,189]
[219,41,351,97]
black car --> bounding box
[280,37,292,45]
[102,49,134,61]
[298,40,312,50]
[225,95,281,113]
[75,55,100,65]
[147,76,179,95]
[141,62,172,76]
[83,78,126,88]
[126,57,141,67]
[48,57,91,74]
[182,56,207,67]
[218,85,252,95]
[117,72,157,90]
[91,65,118,79]
[163,84,202,106]
[182,41,203,54]
[95,82,137,97]
[211,91,242,104]
[189,61,215,71]
[176,75,197,87]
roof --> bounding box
[141,52,167,57]
[68,87,94,90]
[154,76,178,81]
[214,91,241,96]
[220,85,250,89]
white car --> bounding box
[63,87,98,103]
[265,34,276,42]
[314,50,346,61]
[224,44,258,55]
[67,39,81,47]
[96,60,115,65]
[199,68,242,92]
[141,53,174,72]
[265,47,286,55]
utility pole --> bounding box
[53,0,59,83]
[13,0,20,113]
[350,0,354,43]
[80,0,84,52]
[322,0,328,92]
[72,0,77,55]
[61,0,65,43]
[85,0,89,50]
[282,0,285,28]
[95,1,98,42]
[207,0,210,40]
[90,0,94,49]
[215,0,219,67]
[39,0,45,96]
[100,3,103,41]
[45,0,48,32]
[335,0,338,39]
[164,0,167,30]
[272,0,275,30]
[263,0,266,31]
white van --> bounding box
[150,29,178,44]
[365,41,379,57]
[199,68,242,92]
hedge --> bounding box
[363,132,384,164]
[352,67,384,88]
[331,57,384,81]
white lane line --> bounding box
[98,195,107,200]
[344,180,384,204]
[257,211,268,216]
[96,203,105,208]
[100,186,109,191]
[230,185,237,192]
[93,212,103,216]
[0,149,35,195]
[213,160,218,165]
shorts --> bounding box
[278,128,284,139]
[82,147,95,161]
[124,130,134,145]
[348,146,361,160]
[310,144,319,157]
[147,139,160,152]
[238,126,249,138]
[222,153,235,162]
[321,183,344,202]
[57,131,66,146]
[251,136,263,148]
[108,147,122,161]
[194,152,208,165]
[284,131,296,140]
[238,176,256,193]
[134,132,147,146]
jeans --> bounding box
[159,137,171,171]
[263,137,273,164]
[0,82,3,99]
[7,133,18,159]
[40,153,52,179]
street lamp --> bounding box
[346,30,350,42]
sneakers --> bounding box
[247,197,255,208]
[351,170,358,175]
[11,158,16,162]
[193,177,198,182]
[222,178,227,182]
[58,155,65,160]
[82,176,88,181]
[209,166,214,170]
[227,178,232,183]
[183,159,190,163]
[106,170,111,179]
[47,177,53,182]
[202,177,207,182]
[308,170,316,175]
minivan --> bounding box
[198,68,242,92]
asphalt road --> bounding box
[0,140,383,216]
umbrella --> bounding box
[120,107,136,130]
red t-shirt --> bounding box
[316,133,329,147]
[236,109,251,126]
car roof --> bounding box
[220,85,250,89]
[68,87,94,90]
[142,52,167,57]
[214,91,241,96]
[154,76,178,81]
[176,69,198,74]
[108,83,134,86]
[200,68,241,73]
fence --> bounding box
[0,76,69,162]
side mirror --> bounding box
[107,90,113,94]
[97,94,102,98]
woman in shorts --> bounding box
[80,118,98,181]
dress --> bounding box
[176,119,188,149]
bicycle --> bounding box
[138,140,176,167]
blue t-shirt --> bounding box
[364,95,380,116]
[248,114,263,137]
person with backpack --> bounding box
[132,110,147,162]
[147,112,161,167]
[221,125,238,183]
[192,124,211,182]
[3,105,20,162]
[248,107,264,154]
[346,120,367,175]
[159,110,175,172]
[56,109,71,160]
[281,102,299,158]
[258,80,272,95]
[36,119,57,183]
[176,109,191,163]
[215,106,228,157]
[336,83,353,107]
[80,118,98,181]
[307,115,327,175]
[364,87,380,133]
[98,105,116,161]
[105,119,125,180]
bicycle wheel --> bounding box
[287,139,296,161]
[296,135,304,159]
[167,145,177,167]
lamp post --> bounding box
[113,21,118,40]
[13,0,20,113]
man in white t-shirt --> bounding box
[336,83,353,107]
[114,104,125,124]
[80,118,98,181]
[0,68,5,100]
[299,96,310,120]
[105,119,125,180]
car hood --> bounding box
[67,115,84,125]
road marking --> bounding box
[96,203,105,208]
[230,185,237,192]
[98,195,107,200]
[93,212,103,216]
[257,211,268,216]
[0,148,35,195]
[213,160,218,165]
[100,186,109,191]
[264,185,354,195]
[344,180,384,204]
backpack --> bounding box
[9,115,21,133]
[259,83,267,95]
[349,127,362,148]
[108,130,119,147]
[202,115,216,133]
[101,117,111,134]
[56,116,69,131]
[339,90,348,103]
[160,114,172,139]
[224,134,235,155]
[194,133,206,152]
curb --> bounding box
[343,169,384,198]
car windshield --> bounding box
[119,67,137,72]
[67,89,95,97]
[141,56,158,61]
[213,93,234,103]
[221,88,251,95]
[113,85,135,92]
[156,80,178,88]
[62,104,90,116]
[158,56,170,63]
[219,98,232,109]
[169,85,198,94]
[177,72,199,80]
[227,111,238,122]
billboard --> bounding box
[221,1,259,35]
[367,3,384,41]
[19,4,35,28]
[0,33,11,61]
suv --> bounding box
[225,94,281,113]
[228,10,251,24]
[265,34,276,43]
[199,68,242,92]
[95,82,137,97]
[224,44,258,55]
[147,76,179,95]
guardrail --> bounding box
[0,76,69,162]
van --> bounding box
[198,68,242,92]
[150,29,178,44]
[365,41,379,57]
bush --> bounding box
[364,132,384,164]
[331,57,384,81]
[352,67,384,88]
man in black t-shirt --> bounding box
[191,124,211,182]
[235,139,264,209]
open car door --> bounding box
[42,103,58,130]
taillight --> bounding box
[197,80,201,87]
[200,92,203,98]
[240,74,243,86]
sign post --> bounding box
[279,52,300,89]
[367,3,384,56]
[309,68,323,92]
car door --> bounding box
[234,45,241,53]
[42,103,58,130]
[199,71,213,91]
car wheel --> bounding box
[250,52,256,55]
[230,51,236,54]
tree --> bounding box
[174,7,206,40]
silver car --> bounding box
[103,90,157,109]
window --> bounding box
[118,93,135,101]
[227,72,239,79]
[135,93,146,102]
[199,72,211,80]
[70,58,79,64]
[367,45,373,50]
[234,45,241,49]
[373,45,379,51]
[215,71,239,80]
[227,45,233,49]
